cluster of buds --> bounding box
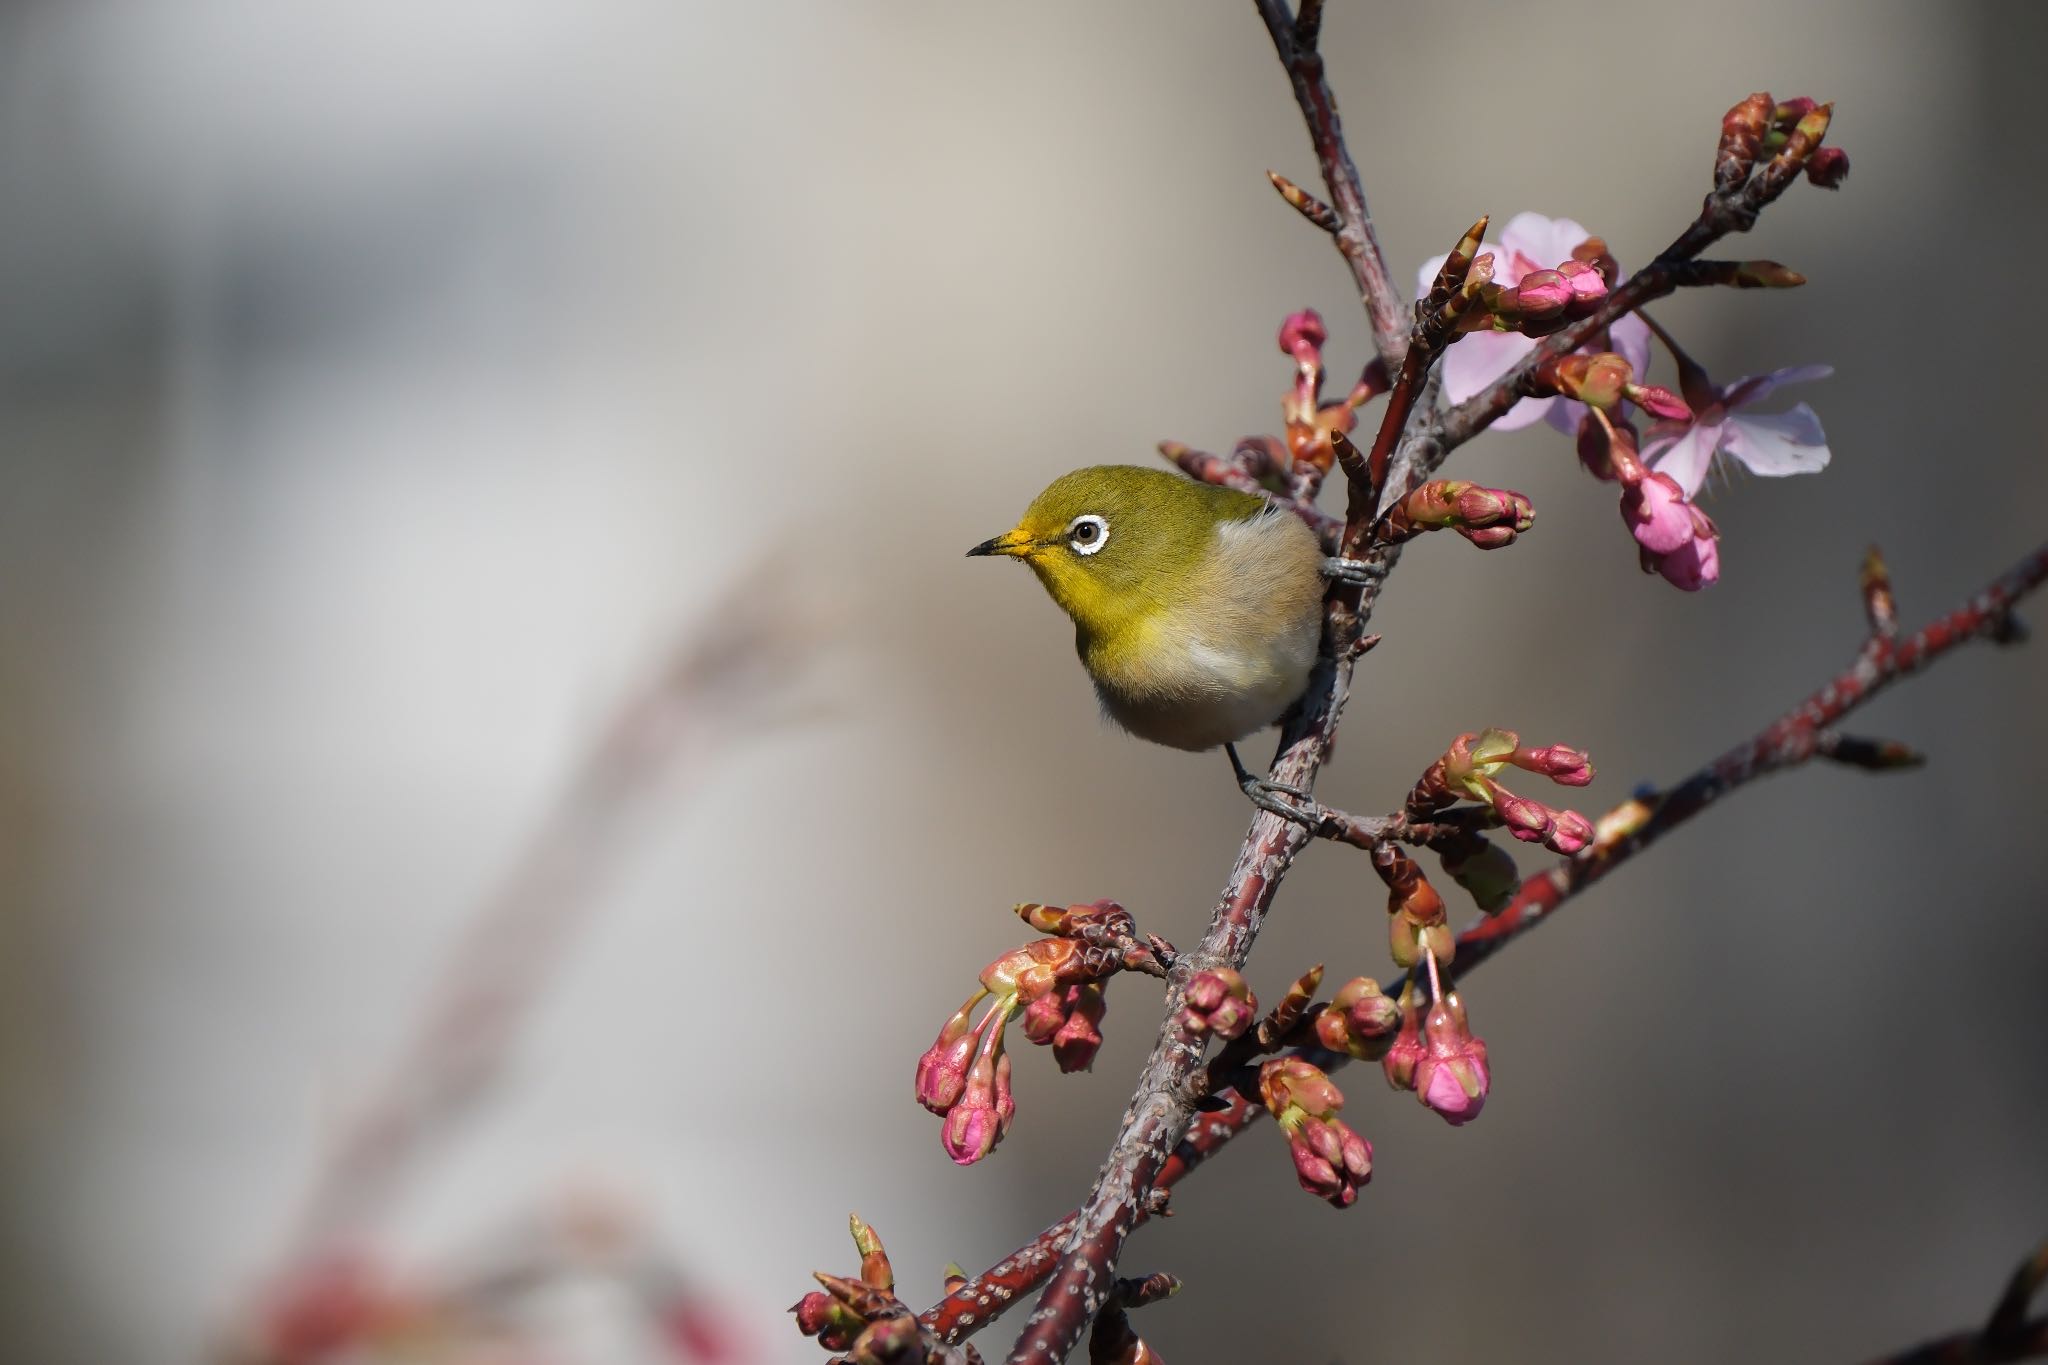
[914,900,1163,1165]
[1179,966,1257,1040]
[1258,1056,1374,1207]
[1579,408,1722,591]
[1464,241,1612,338]
[1410,728,1596,856]
[1313,976,1403,1060]
[1272,308,1383,493]
[1532,350,1690,422]
[1717,92,1846,200]
[793,1216,943,1362]
[1374,842,1452,969]
[1378,479,1535,549]
[1384,982,1492,1127]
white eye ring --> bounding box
[1067,514,1109,555]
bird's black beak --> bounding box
[967,529,1030,558]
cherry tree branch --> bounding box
[1255,0,1408,369]
[1439,97,1834,450]
[916,540,2046,1355]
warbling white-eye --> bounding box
[968,465,1335,795]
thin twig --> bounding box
[1254,0,1408,368]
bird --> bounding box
[967,465,1329,796]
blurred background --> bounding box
[3,1,2045,1361]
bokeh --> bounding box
[3,2,2045,1362]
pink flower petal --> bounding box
[1643,419,1725,497]
[1725,363,1833,410]
[1720,404,1831,478]
[1440,325,1532,401]
[1611,312,1653,377]
[1496,212,1594,282]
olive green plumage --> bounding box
[968,465,1324,751]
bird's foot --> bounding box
[1322,556,1387,588]
[1226,743,1317,824]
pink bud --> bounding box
[1018,991,1067,1045]
[1050,984,1106,1073]
[1620,471,1698,556]
[1382,1003,1424,1092]
[791,1291,860,1350]
[1414,998,1491,1127]
[914,1002,979,1114]
[1181,968,1256,1040]
[1555,258,1609,316]
[1648,528,1722,591]
[1548,809,1595,854]
[1492,788,1557,846]
[1627,383,1692,422]
[1512,269,1572,319]
[1288,1115,1373,1207]
[1514,743,1594,787]
[941,1047,1013,1166]
[1806,145,1849,189]
[1278,309,1327,360]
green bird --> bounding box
[968,465,1330,790]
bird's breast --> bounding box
[1080,512,1324,751]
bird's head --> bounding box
[967,465,1254,638]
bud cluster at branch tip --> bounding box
[1379,479,1535,549]
[1274,308,1383,494]
[1410,728,1596,856]
[1258,1056,1374,1207]
[914,899,1167,1165]
[794,1217,952,1361]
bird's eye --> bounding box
[1067,514,1109,555]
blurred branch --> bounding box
[1859,1240,2048,1365]
[235,555,823,1364]
[918,540,2048,1353]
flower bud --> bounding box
[1382,1000,1424,1092]
[1414,994,1490,1127]
[1051,983,1107,1073]
[1288,1114,1374,1207]
[1805,145,1849,189]
[1181,967,1256,1040]
[1512,742,1594,787]
[1625,382,1691,422]
[1315,977,1401,1060]
[1018,990,1067,1045]
[792,1291,864,1350]
[941,1045,1014,1166]
[1716,92,1773,190]
[1511,268,1572,320]
[1278,309,1327,361]
[846,1314,923,1364]
[1620,470,1699,556]
[1734,260,1807,288]
[1555,258,1609,315]
[1539,351,1633,410]
[914,998,981,1114]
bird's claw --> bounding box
[1322,556,1387,587]
[1225,743,1318,824]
